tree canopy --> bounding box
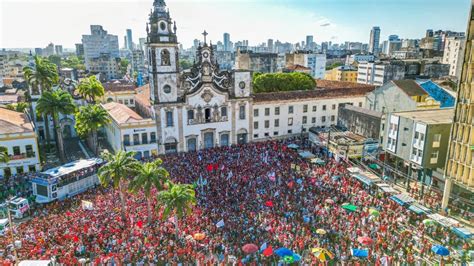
[252,72,316,93]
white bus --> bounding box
[31,158,103,204]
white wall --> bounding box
[0,136,40,177]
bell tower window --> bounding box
[163,84,171,93]
[160,21,167,31]
[161,49,170,65]
[205,108,211,122]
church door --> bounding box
[204,132,214,149]
[220,134,229,147]
[187,138,197,152]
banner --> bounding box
[216,219,225,228]
[81,200,94,210]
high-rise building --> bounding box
[34,48,43,56]
[306,35,314,50]
[267,39,274,53]
[139,38,147,52]
[54,45,63,56]
[75,43,84,57]
[368,26,381,55]
[426,29,434,38]
[442,36,466,78]
[82,25,120,79]
[441,2,473,211]
[43,43,55,57]
[126,29,133,50]
[223,33,230,52]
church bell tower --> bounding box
[147,0,179,104]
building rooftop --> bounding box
[135,84,151,108]
[286,64,311,71]
[342,104,383,118]
[0,108,34,135]
[392,80,428,97]
[102,79,136,92]
[102,102,145,125]
[395,108,454,124]
[316,80,376,90]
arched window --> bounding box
[161,49,170,66]
[187,109,194,120]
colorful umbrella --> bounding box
[342,203,358,212]
[193,233,206,240]
[369,208,380,216]
[312,248,334,262]
[357,236,374,245]
[283,256,294,263]
[351,248,368,258]
[431,245,450,256]
[423,219,436,226]
[274,247,294,257]
[316,229,327,235]
[242,243,259,254]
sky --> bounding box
[0,0,471,49]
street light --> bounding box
[6,202,19,264]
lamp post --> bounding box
[7,204,19,264]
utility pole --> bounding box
[406,162,412,193]
[7,205,19,264]
[326,128,331,159]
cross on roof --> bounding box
[202,30,208,44]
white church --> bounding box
[140,0,374,154]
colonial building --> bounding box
[145,0,375,154]
[0,108,41,177]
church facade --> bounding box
[145,0,374,154]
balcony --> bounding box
[188,116,228,125]
[123,140,156,147]
[9,152,36,160]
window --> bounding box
[302,116,307,124]
[124,99,129,105]
[26,145,34,158]
[265,108,270,116]
[420,133,425,142]
[303,105,308,113]
[265,120,270,128]
[13,146,20,156]
[264,132,269,137]
[288,106,294,114]
[254,109,259,117]
[205,108,211,122]
[133,134,140,145]
[166,111,173,127]
[28,165,36,172]
[332,104,336,110]
[124,134,130,146]
[288,130,293,134]
[239,105,245,120]
[142,133,148,144]
[331,115,335,122]
[163,85,171,94]
[130,99,134,105]
[16,167,23,174]
[431,151,439,159]
[312,106,317,112]
[275,107,280,115]
[274,131,279,136]
[254,134,259,138]
[221,106,227,117]
[187,109,194,120]
[150,132,157,143]
[311,117,316,123]
[274,119,279,127]
[119,100,123,104]
[288,118,293,126]
[414,132,419,139]
[322,105,326,111]
[322,116,326,123]
[254,121,259,129]
[359,102,363,107]
[161,49,171,66]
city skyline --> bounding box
[0,0,471,49]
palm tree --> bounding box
[23,56,59,151]
[6,102,29,113]
[98,151,140,222]
[129,159,170,224]
[75,104,110,155]
[0,146,9,163]
[36,89,76,162]
[77,76,105,103]
[157,182,196,238]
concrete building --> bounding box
[338,104,383,140]
[442,36,466,79]
[43,43,55,57]
[346,54,375,65]
[131,49,146,76]
[126,29,133,51]
[223,33,231,52]
[357,61,406,86]
[102,102,158,159]
[369,26,381,55]
[285,51,327,79]
[82,25,120,76]
[384,109,453,191]
[54,45,63,56]
[441,3,473,212]
[324,65,358,82]
[87,55,120,80]
[235,50,277,73]
[101,80,137,107]
[75,43,84,57]
[0,108,40,177]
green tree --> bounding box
[6,102,29,113]
[36,89,77,162]
[0,146,9,163]
[325,62,343,70]
[23,56,59,152]
[75,104,110,155]
[119,58,129,76]
[129,159,170,224]
[98,151,140,222]
[252,72,316,93]
[157,182,196,237]
[48,55,62,67]
[179,59,193,70]
[77,76,105,103]
[61,56,85,71]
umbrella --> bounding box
[274,247,294,257]
[242,244,259,254]
[431,245,450,256]
[283,256,294,263]
[369,208,380,216]
[312,248,334,262]
[357,236,374,245]
[423,219,436,226]
[316,229,327,235]
[342,203,358,212]
[325,198,334,204]
[287,144,299,149]
[193,233,206,240]
[351,248,368,258]
[292,254,302,262]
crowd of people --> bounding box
[0,139,471,265]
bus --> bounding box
[31,158,103,204]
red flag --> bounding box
[136,220,144,229]
[207,164,213,172]
[66,211,72,217]
[73,235,79,242]
[263,245,273,256]
[265,200,273,207]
